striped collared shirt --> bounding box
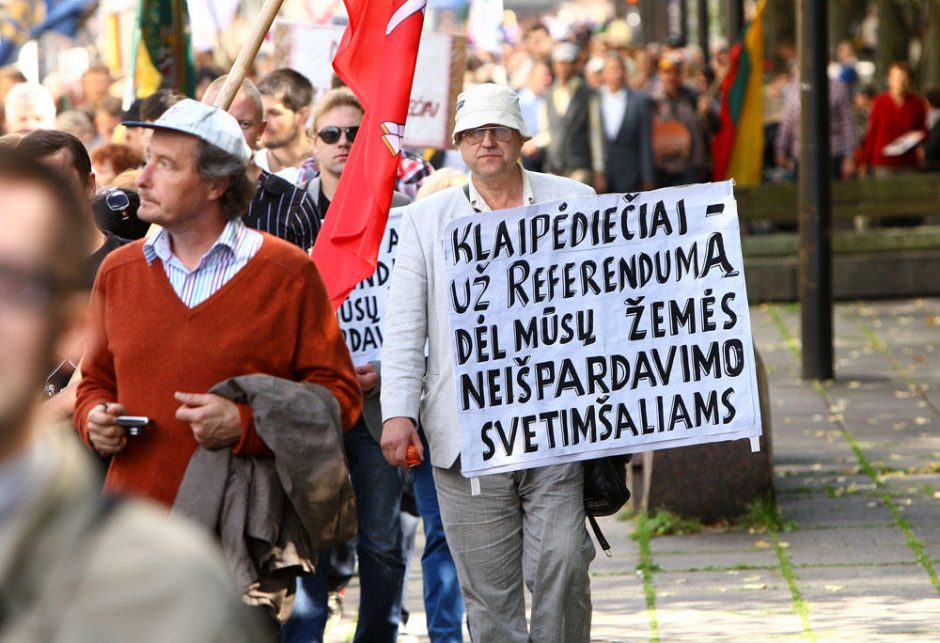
[143,219,263,308]
[244,170,320,252]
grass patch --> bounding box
[633,512,661,641]
[742,493,797,533]
[761,497,816,641]
[631,509,703,540]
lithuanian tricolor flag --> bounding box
[129,0,195,98]
[712,0,767,186]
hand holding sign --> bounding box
[442,181,762,477]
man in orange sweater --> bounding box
[75,100,362,506]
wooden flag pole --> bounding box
[213,0,286,111]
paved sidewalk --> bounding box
[330,299,940,642]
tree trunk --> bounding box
[920,0,940,91]
[875,0,910,88]
[765,0,796,70]
[830,0,852,53]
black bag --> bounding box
[583,454,632,556]
[584,454,632,517]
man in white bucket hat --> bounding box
[381,83,596,642]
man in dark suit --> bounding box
[600,53,654,193]
[528,42,607,192]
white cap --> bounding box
[585,56,605,75]
[123,99,251,164]
[552,42,580,63]
[452,84,531,144]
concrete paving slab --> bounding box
[798,564,940,640]
[654,569,804,641]
[653,548,780,573]
[775,473,876,496]
[649,530,768,555]
[777,492,895,528]
[589,573,652,642]
[783,526,915,567]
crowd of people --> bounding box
[2,13,940,643]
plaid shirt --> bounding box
[775,78,859,161]
[396,150,434,199]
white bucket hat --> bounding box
[123,98,252,164]
[452,83,531,144]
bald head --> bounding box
[4,83,56,134]
[201,76,265,150]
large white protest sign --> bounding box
[336,210,401,366]
[277,22,456,149]
[442,181,762,477]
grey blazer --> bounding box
[380,170,595,468]
[306,176,412,444]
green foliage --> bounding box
[739,493,797,533]
[631,510,703,541]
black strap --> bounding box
[587,513,612,557]
[462,183,482,213]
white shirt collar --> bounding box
[467,166,534,213]
[144,218,247,267]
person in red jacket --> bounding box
[74,100,362,507]
[859,62,927,176]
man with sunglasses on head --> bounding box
[381,83,596,642]
[285,87,412,643]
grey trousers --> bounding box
[433,461,595,642]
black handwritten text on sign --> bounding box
[338,211,401,366]
[442,181,762,477]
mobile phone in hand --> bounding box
[116,416,151,436]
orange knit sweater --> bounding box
[75,235,362,507]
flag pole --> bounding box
[213,0,286,110]
[123,0,145,110]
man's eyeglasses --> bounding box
[316,126,359,145]
[0,263,57,311]
[459,126,514,145]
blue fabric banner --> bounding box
[0,0,94,66]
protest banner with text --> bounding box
[274,22,457,149]
[442,181,762,477]
[336,209,401,366]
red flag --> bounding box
[311,0,426,308]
